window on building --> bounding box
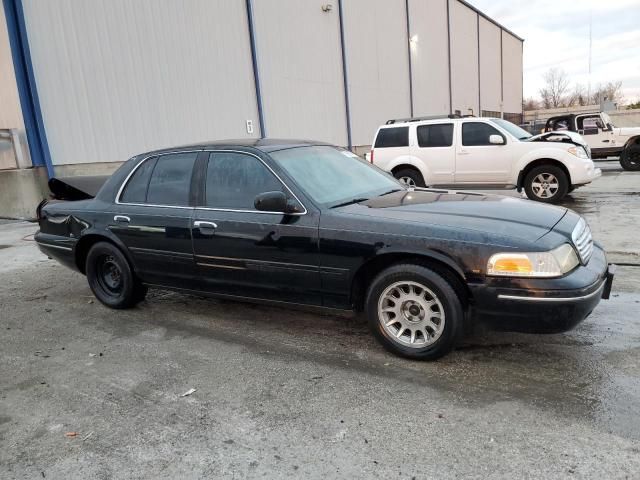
[416,124,454,147]
[374,127,409,148]
[205,152,283,210]
[461,122,504,146]
[146,152,197,206]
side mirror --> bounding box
[489,134,505,145]
[254,191,300,214]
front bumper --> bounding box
[572,164,602,186]
[469,244,613,333]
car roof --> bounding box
[378,117,498,128]
[136,138,333,157]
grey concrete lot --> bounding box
[1,162,639,479]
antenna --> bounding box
[588,9,592,101]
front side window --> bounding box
[146,152,197,206]
[270,146,400,208]
[462,122,504,146]
[417,124,453,147]
[205,152,283,210]
[374,127,409,148]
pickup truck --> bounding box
[544,112,640,170]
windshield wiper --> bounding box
[329,197,369,209]
[378,188,403,196]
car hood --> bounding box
[338,189,568,241]
[615,127,640,137]
[527,130,587,147]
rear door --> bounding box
[454,121,512,185]
[109,151,200,288]
[191,150,321,305]
[411,122,455,185]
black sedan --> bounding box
[35,140,615,359]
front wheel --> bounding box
[86,242,146,309]
[620,145,640,171]
[524,165,568,203]
[365,264,463,360]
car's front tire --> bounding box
[86,242,146,309]
[524,165,568,203]
[394,168,426,188]
[365,264,463,360]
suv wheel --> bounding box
[365,264,463,360]
[86,242,146,309]
[620,145,640,171]
[524,165,568,203]
[394,168,425,188]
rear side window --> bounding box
[462,122,504,146]
[205,152,283,210]
[146,152,197,206]
[417,124,453,147]
[120,157,157,203]
[374,127,409,148]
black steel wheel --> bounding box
[620,144,640,171]
[86,241,145,309]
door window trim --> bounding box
[116,149,307,215]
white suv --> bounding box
[370,116,601,203]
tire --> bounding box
[394,168,426,188]
[365,264,463,360]
[85,242,145,309]
[567,185,576,193]
[620,145,640,171]
[523,165,569,203]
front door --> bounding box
[191,150,321,305]
[109,151,199,288]
[454,121,512,185]
[576,114,613,152]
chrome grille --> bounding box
[572,218,593,264]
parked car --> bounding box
[544,112,640,170]
[370,116,601,203]
[35,139,614,360]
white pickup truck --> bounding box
[370,116,601,204]
[544,112,640,170]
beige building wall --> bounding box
[449,0,480,116]
[478,16,502,114]
[502,30,523,114]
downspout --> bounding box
[245,0,266,138]
[405,0,414,118]
[337,0,352,150]
[2,0,54,178]
[446,0,453,115]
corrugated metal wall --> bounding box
[10,0,523,165]
[408,0,450,117]
[342,0,411,146]
[21,0,260,166]
[252,0,347,145]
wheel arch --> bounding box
[517,158,572,189]
[74,231,135,274]
[350,250,470,312]
[623,135,640,148]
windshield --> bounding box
[270,146,403,208]
[489,118,532,140]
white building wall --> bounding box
[0,5,28,170]
[478,16,502,114]
[342,0,411,146]
[449,0,479,116]
[21,0,260,166]
[251,0,347,145]
[408,0,450,116]
[502,31,523,114]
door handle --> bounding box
[114,215,130,223]
[194,220,218,235]
[458,150,470,155]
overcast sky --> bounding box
[468,0,640,103]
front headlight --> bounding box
[487,244,579,278]
[568,146,589,159]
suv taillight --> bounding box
[369,149,374,164]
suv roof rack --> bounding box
[385,114,469,125]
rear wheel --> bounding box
[524,165,568,203]
[86,242,146,309]
[365,264,463,360]
[620,144,640,171]
[393,168,425,188]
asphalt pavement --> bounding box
[1,161,639,479]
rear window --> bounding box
[146,152,197,206]
[374,127,409,148]
[417,124,453,147]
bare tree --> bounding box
[539,68,570,108]
[568,84,589,107]
[590,81,624,106]
[523,97,539,111]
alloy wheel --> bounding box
[377,281,445,348]
[399,176,417,187]
[531,173,559,199]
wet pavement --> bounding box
[1,162,639,479]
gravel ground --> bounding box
[1,162,639,479]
